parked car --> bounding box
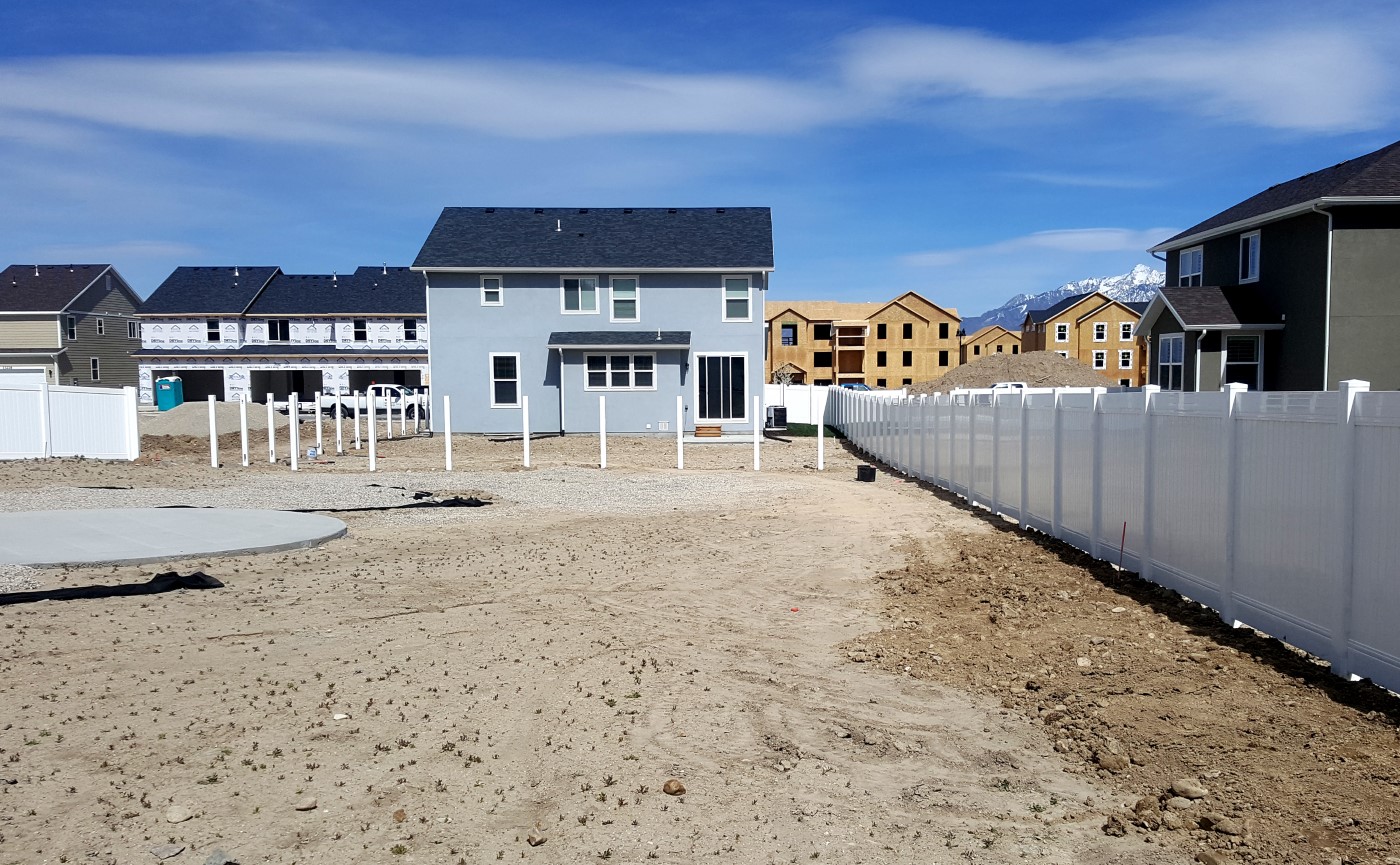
[276,384,426,419]
[840,383,873,391]
[990,381,1028,391]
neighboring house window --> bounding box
[995,344,1004,353]
[902,350,912,366]
[404,318,418,341]
[902,322,913,339]
[610,277,639,322]
[1055,323,1069,342]
[353,319,368,341]
[268,319,290,342]
[877,323,887,340]
[1093,350,1107,369]
[938,322,949,339]
[206,318,219,342]
[71,377,79,386]
[1119,349,1133,369]
[1179,247,1203,286]
[1055,350,1069,358]
[585,353,655,390]
[1239,232,1260,283]
[1093,322,1107,342]
[877,378,887,388]
[938,350,948,367]
[973,345,981,356]
[90,357,100,381]
[696,354,747,420]
[876,351,887,367]
[1119,378,1131,387]
[1012,345,1019,354]
[481,275,503,306]
[722,277,751,321]
[96,318,105,336]
[902,378,912,386]
[1225,335,1261,390]
[814,351,832,367]
[1158,334,1184,390]
[780,323,798,346]
[813,323,832,341]
[490,353,520,407]
[66,316,76,340]
[1120,322,1133,341]
[127,320,139,339]
[562,277,600,314]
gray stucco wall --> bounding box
[425,271,766,434]
[1329,205,1400,390]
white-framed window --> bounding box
[695,353,748,421]
[1092,350,1107,369]
[89,357,100,381]
[1055,350,1069,358]
[353,319,368,341]
[1120,322,1133,341]
[584,353,655,390]
[1054,323,1069,342]
[610,277,639,322]
[127,320,139,339]
[722,276,751,322]
[96,318,105,336]
[1092,322,1107,342]
[206,318,219,342]
[481,275,503,307]
[1224,334,1261,390]
[1179,247,1203,286]
[1119,349,1133,369]
[66,316,76,340]
[403,318,418,341]
[267,319,290,342]
[562,277,599,314]
[780,323,798,346]
[489,352,521,407]
[1158,334,1185,390]
[1239,231,1260,283]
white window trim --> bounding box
[127,320,139,339]
[480,275,503,307]
[560,276,600,315]
[693,351,750,423]
[1092,350,1107,369]
[1159,334,1185,390]
[489,351,521,408]
[1118,349,1133,370]
[1092,322,1107,342]
[583,352,657,391]
[66,316,76,340]
[1179,246,1203,286]
[89,357,101,381]
[1239,231,1260,284]
[1120,322,1134,342]
[1055,350,1069,358]
[95,318,105,336]
[608,276,641,323]
[721,275,752,323]
[1054,323,1069,343]
[1222,333,1264,391]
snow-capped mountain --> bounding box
[962,264,1164,334]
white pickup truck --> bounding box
[276,384,427,419]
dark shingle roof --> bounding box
[246,267,425,315]
[1026,291,1106,324]
[132,344,425,358]
[0,264,111,312]
[547,331,691,348]
[1156,139,1400,248]
[413,207,774,270]
[1158,286,1282,329]
[140,267,279,315]
[1124,301,1149,315]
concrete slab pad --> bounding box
[0,508,347,568]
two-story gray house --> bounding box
[1140,138,1400,391]
[413,207,773,434]
[0,264,142,388]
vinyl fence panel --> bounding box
[0,383,139,461]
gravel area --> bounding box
[0,563,43,592]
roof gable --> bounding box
[967,324,1016,343]
[413,207,774,270]
[1028,290,1110,324]
[1138,286,1285,333]
[765,300,883,323]
[140,267,279,315]
[873,291,959,322]
[1072,297,1145,324]
[0,264,111,313]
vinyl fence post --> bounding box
[314,396,324,452]
[753,394,761,471]
[1051,388,1064,540]
[123,386,140,461]
[1140,386,1160,580]
[676,394,684,470]
[598,395,607,469]
[991,391,1002,516]
[367,394,377,472]
[289,392,300,472]
[1089,387,1107,559]
[399,393,407,438]
[334,393,344,456]
[1219,382,1246,628]
[1018,391,1030,527]
[919,395,928,480]
[522,395,531,469]
[267,393,276,463]
[353,391,362,450]
[443,394,453,472]
[37,381,51,459]
[967,393,978,504]
[817,408,825,471]
[206,395,219,468]
[240,394,250,467]
[1331,379,1368,681]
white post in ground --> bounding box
[334,397,344,455]
[314,398,323,454]
[384,392,393,440]
[367,395,377,471]
[290,392,300,472]
[598,395,607,469]
[353,391,362,450]
[753,395,761,471]
[817,412,825,471]
[267,393,276,463]
[676,394,684,470]
[207,395,218,468]
[522,395,531,468]
[239,394,249,467]
[398,394,407,437]
[443,395,453,471]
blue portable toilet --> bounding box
[155,376,184,411]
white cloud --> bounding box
[903,228,1177,267]
[1000,172,1161,190]
[29,240,203,263]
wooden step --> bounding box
[694,424,723,438]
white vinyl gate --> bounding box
[0,382,140,460]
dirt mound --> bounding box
[912,351,1114,393]
[140,401,292,437]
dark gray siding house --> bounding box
[1141,139,1400,391]
[0,264,143,388]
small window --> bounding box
[1093,350,1107,369]
[89,357,100,381]
[1239,232,1260,283]
[1158,334,1185,390]
[1179,247,1203,286]
[611,277,639,321]
[902,378,912,386]
[1012,345,1019,354]
[938,322,949,340]
[780,323,798,346]
[1120,322,1133,341]
[813,351,832,367]
[96,318,105,336]
[404,318,418,341]
[206,318,219,342]
[973,345,981,356]
[563,277,600,314]
[66,316,76,340]
[995,344,1003,353]
[490,353,520,407]
[353,319,368,341]
[1119,378,1131,387]
[1056,350,1069,358]
[876,351,887,367]
[71,377,79,386]
[481,275,503,306]
[722,276,750,321]
[584,353,655,390]
[1119,349,1133,369]
[938,350,949,367]
[1055,323,1069,342]
[876,378,887,388]
[877,323,887,340]
[902,322,913,340]
[127,320,139,339]
[267,319,290,342]
[1093,322,1107,342]
[812,323,832,341]
[901,350,912,366]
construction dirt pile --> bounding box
[910,351,1117,393]
[140,401,292,438]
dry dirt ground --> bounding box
[0,433,1397,864]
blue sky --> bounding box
[1,0,1397,316]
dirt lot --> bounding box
[0,434,1397,864]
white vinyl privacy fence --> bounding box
[0,382,140,460]
[829,380,1400,693]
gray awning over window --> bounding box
[547,330,690,350]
